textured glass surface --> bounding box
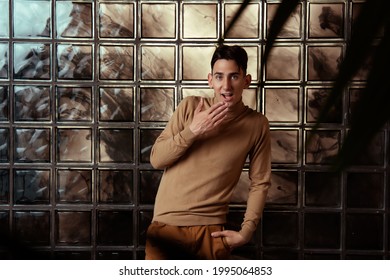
[305,172,341,207]
[142,3,176,38]
[15,128,50,162]
[57,87,92,121]
[13,43,51,80]
[182,46,215,80]
[99,45,133,80]
[0,169,9,203]
[140,88,174,122]
[57,169,92,203]
[141,46,175,80]
[0,86,8,120]
[0,211,9,235]
[183,4,217,39]
[306,130,340,164]
[347,172,384,209]
[99,87,134,122]
[99,129,133,163]
[267,3,302,38]
[307,46,343,81]
[13,211,50,245]
[0,0,9,37]
[225,3,260,39]
[98,169,133,204]
[265,88,299,123]
[270,130,299,164]
[0,44,8,78]
[13,0,51,38]
[15,86,50,121]
[97,211,133,246]
[56,2,92,38]
[262,212,298,247]
[306,88,342,123]
[139,170,163,204]
[140,129,161,163]
[14,169,50,204]
[139,211,154,246]
[304,213,341,249]
[57,44,92,80]
[0,129,8,162]
[268,171,298,205]
[99,3,134,38]
[346,213,383,250]
[56,211,91,244]
[309,3,344,38]
[58,128,91,162]
[266,46,301,80]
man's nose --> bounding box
[222,77,232,89]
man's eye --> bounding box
[216,75,223,80]
[231,75,239,80]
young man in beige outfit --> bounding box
[146,45,271,259]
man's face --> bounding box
[208,59,251,107]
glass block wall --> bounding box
[0,0,388,260]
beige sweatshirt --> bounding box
[150,96,271,242]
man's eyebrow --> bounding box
[213,71,240,75]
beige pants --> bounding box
[145,221,231,260]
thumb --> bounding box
[195,98,204,114]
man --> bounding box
[146,45,271,259]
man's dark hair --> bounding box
[210,45,248,74]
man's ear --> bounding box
[244,74,252,88]
[207,73,213,87]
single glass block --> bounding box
[57,87,92,121]
[14,86,51,121]
[99,87,134,122]
[15,128,50,162]
[352,45,375,81]
[141,46,175,80]
[305,171,341,207]
[99,129,133,163]
[346,213,383,250]
[225,3,260,39]
[139,170,162,204]
[306,130,340,164]
[0,128,8,162]
[99,45,133,80]
[266,46,301,81]
[140,88,174,122]
[270,129,299,164]
[182,46,215,80]
[353,132,385,166]
[182,4,217,39]
[139,210,154,245]
[97,211,133,245]
[99,3,134,38]
[56,211,91,244]
[309,3,344,38]
[0,0,9,37]
[262,212,298,247]
[13,43,51,80]
[13,211,50,245]
[267,3,302,39]
[0,169,9,203]
[243,46,259,81]
[306,88,342,123]
[14,169,50,204]
[304,213,340,249]
[264,88,299,122]
[57,169,92,203]
[140,130,162,164]
[56,2,92,38]
[268,171,298,204]
[58,128,91,162]
[0,211,9,235]
[98,169,133,203]
[57,44,92,80]
[307,46,343,81]
[141,3,176,38]
[0,43,8,78]
[97,251,133,260]
[13,0,51,38]
[347,172,384,209]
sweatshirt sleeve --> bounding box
[150,97,198,169]
[239,115,271,242]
